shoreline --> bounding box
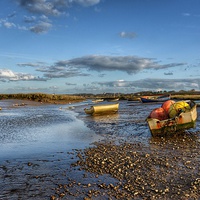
[2,92,200,105]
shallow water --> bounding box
[1,100,200,161]
[0,100,102,161]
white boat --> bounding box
[92,99,104,103]
[84,103,119,115]
[103,98,119,102]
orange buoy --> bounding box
[161,100,175,113]
[149,107,168,121]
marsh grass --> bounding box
[0,93,85,104]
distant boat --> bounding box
[146,100,197,137]
[12,102,27,107]
[84,103,119,115]
[105,98,119,102]
[92,99,104,103]
[140,95,170,103]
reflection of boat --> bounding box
[12,103,27,107]
[127,98,140,101]
[146,100,197,137]
[92,113,119,122]
[140,95,170,103]
[92,99,104,103]
[84,103,119,115]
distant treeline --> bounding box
[0,91,200,104]
[0,93,86,104]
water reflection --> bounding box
[88,113,119,122]
[0,101,102,160]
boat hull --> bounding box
[84,103,119,115]
[141,96,170,103]
[146,100,197,137]
[92,99,104,103]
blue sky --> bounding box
[0,0,200,94]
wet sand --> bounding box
[0,100,199,199]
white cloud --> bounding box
[0,69,16,78]
[17,0,62,16]
[29,21,52,33]
[1,0,102,34]
[119,31,137,39]
[182,13,191,17]
[3,21,16,28]
[72,0,100,7]
[0,69,46,81]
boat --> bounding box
[92,99,104,103]
[140,94,170,103]
[103,98,119,102]
[84,103,119,115]
[107,98,119,102]
[146,100,197,137]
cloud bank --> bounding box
[11,54,199,93]
[93,78,200,92]
[55,55,186,74]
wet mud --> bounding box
[0,100,199,199]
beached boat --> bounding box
[107,98,119,102]
[84,103,119,115]
[103,98,119,102]
[92,99,104,103]
[140,95,170,103]
[146,100,197,137]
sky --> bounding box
[0,0,200,94]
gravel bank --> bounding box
[51,132,200,200]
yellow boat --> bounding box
[146,100,197,137]
[84,103,119,115]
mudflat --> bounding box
[0,100,199,200]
